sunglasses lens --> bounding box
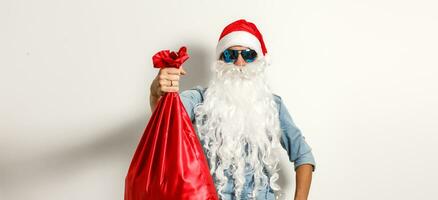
[241,49,257,63]
[222,49,236,63]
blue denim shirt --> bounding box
[179,86,316,200]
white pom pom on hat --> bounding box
[216,19,270,64]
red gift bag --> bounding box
[125,47,218,200]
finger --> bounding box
[159,67,178,75]
[159,79,180,87]
[161,86,179,93]
[158,73,169,81]
[166,68,181,75]
[166,74,180,81]
[158,74,176,82]
[158,79,171,87]
[158,68,168,75]
[169,80,179,87]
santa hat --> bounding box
[216,19,269,63]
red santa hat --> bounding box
[216,19,269,63]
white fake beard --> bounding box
[194,59,282,199]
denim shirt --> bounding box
[179,86,316,200]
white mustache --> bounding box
[213,59,267,80]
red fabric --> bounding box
[218,19,267,55]
[152,46,190,69]
[125,47,218,200]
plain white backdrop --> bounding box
[1,0,437,199]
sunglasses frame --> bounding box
[220,48,258,63]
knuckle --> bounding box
[169,75,178,81]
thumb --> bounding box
[180,67,187,75]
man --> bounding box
[149,19,316,200]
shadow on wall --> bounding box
[179,42,212,91]
[0,114,150,199]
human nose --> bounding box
[234,53,247,67]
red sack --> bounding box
[125,47,218,200]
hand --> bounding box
[149,67,187,111]
[151,67,186,97]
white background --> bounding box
[1,0,437,199]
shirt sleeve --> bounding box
[275,95,316,172]
[179,86,204,122]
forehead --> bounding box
[228,45,250,50]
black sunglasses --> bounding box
[220,49,258,63]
